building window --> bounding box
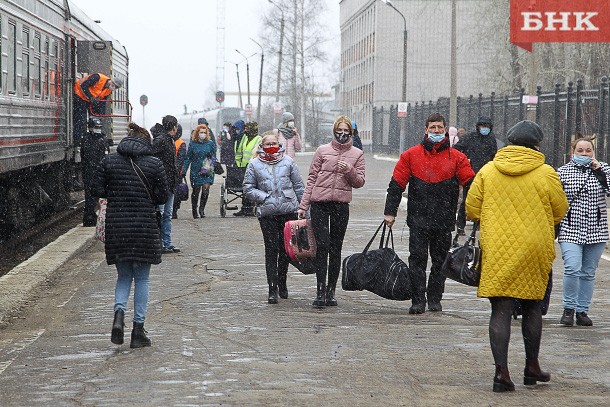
[34,32,41,97]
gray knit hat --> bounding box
[281,112,294,123]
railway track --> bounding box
[0,197,85,277]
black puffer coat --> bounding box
[152,127,179,191]
[92,136,169,265]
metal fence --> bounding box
[372,77,610,168]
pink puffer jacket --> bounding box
[299,138,365,210]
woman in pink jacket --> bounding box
[297,116,366,307]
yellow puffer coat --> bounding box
[465,146,568,299]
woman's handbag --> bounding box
[95,198,107,243]
[341,221,412,301]
[213,157,224,175]
[176,177,189,202]
[441,222,481,287]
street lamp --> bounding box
[225,60,243,108]
[381,0,407,153]
[251,38,264,123]
[235,49,256,112]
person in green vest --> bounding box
[234,121,262,216]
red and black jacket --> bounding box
[384,136,475,231]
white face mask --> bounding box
[93,129,102,134]
[287,121,295,129]
[199,132,206,138]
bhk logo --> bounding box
[510,0,610,51]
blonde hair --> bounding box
[260,130,278,146]
[571,136,595,153]
[332,115,353,134]
[192,124,210,143]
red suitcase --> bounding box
[284,219,317,262]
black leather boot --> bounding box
[111,309,125,345]
[493,364,515,392]
[199,189,209,218]
[278,274,288,299]
[192,209,199,219]
[130,322,152,348]
[312,282,326,307]
[268,284,279,304]
[524,359,550,385]
[325,285,337,306]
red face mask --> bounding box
[263,145,280,154]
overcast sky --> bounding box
[73,0,341,128]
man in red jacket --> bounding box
[384,112,475,314]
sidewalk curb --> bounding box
[0,226,95,326]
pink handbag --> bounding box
[283,219,317,262]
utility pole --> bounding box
[268,0,285,126]
[251,38,264,123]
[450,0,457,125]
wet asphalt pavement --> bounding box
[0,153,609,406]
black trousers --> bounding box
[82,179,97,226]
[408,226,452,304]
[310,202,350,288]
[73,97,89,146]
[258,213,297,285]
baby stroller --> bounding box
[220,166,247,217]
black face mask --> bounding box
[334,131,351,144]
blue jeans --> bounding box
[158,193,174,248]
[115,261,151,324]
[560,241,606,313]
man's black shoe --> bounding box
[162,247,173,254]
[233,210,245,217]
[428,302,442,312]
[409,303,426,314]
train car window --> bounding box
[8,20,16,94]
[34,32,41,97]
[44,39,49,99]
[22,27,30,96]
[50,40,57,101]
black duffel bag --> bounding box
[342,221,412,301]
[441,222,481,287]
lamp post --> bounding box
[381,0,407,153]
[251,38,264,123]
[235,50,256,110]
[268,0,285,126]
[226,60,243,108]
[450,0,457,125]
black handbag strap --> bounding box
[363,221,395,253]
[130,158,153,202]
[453,221,479,246]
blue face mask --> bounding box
[572,155,592,166]
[479,127,491,136]
[428,133,445,143]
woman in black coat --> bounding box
[92,123,168,348]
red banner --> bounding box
[510,0,610,52]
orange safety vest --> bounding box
[74,73,112,102]
[175,138,184,155]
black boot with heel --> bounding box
[268,284,279,304]
[523,359,550,385]
[493,364,515,392]
[325,285,337,306]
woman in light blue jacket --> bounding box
[244,131,304,304]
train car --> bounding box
[0,0,129,238]
[177,107,245,141]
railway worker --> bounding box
[172,124,187,219]
[383,112,475,314]
[73,73,123,144]
[81,117,109,226]
[233,120,261,217]
[152,115,181,254]
[277,112,302,159]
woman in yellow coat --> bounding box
[466,120,568,393]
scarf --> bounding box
[278,125,294,139]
